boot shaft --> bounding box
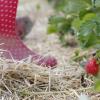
[0,0,18,34]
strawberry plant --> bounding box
[47,0,100,48]
[48,0,100,91]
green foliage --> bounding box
[78,20,99,48]
[48,0,91,13]
[48,0,100,91]
[48,15,72,34]
[47,0,100,48]
[94,78,100,92]
[47,15,73,45]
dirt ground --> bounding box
[0,0,100,100]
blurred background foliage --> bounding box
[47,0,100,48]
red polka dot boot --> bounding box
[0,0,57,68]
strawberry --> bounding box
[85,58,99,76]
[37,56,57,68]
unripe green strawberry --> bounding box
[85,58,99,76]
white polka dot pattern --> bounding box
[0,0,57,67]
[0,0,35,60]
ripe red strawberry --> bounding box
[85,58,99,76]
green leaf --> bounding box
[54,0,68,11]
[48,15,72,34]
[57,21,71,33]
[94,79,100,92]
[49,16,66,24]
[79,8,94,20]
[79,21,95,36]
[62,0,89,14]
[72,13,96,33]
[78,20,98,48]
[72,18,81,31]
[47,25,58,34]
[51,0,91,14]
[82,13,96,23]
